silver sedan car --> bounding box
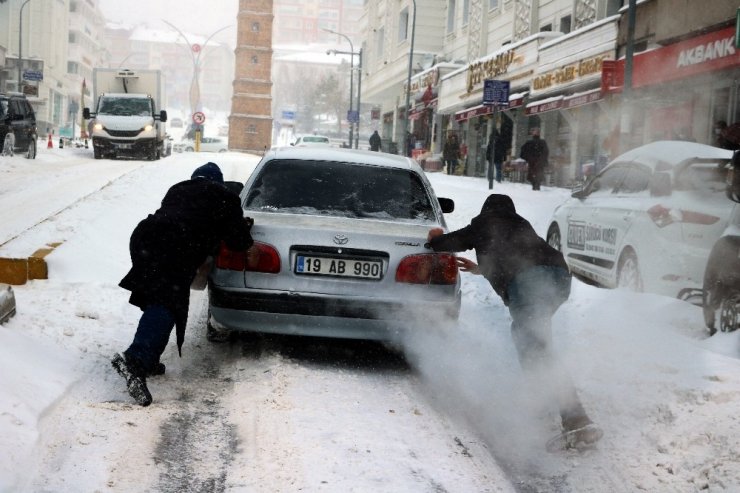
[208,146,460,342]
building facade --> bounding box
[229,0,274,153]
[360,0,738,185]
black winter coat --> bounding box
[119,178,253,354]
[428,194,568,305]
[486,130,508,163]
[520,136,549,181]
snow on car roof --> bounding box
[614,140,734,170]
[266,146,420,170]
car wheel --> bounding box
[546,223,561,251]
[25,137,36,159]
[218,149,227,153]
[185,146,194,152]
[617,248,643,292]
[719,294,740,332]
[93,147,101,159]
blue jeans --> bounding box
[495,161,503,182]
[124,305,175,374]
[507,266,590,429]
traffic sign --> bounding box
[23,70,43,82]
[483,79,510,106]
[347,110,359,123]
[192,111,206,124]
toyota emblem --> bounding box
[333,234,349,245]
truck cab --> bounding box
[83,69,167,160]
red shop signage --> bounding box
[623,26,740,89]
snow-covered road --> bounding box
[2,147,740,492]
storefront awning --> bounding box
[562,88,602,109]
[454,92,528,122]
[525,95,563,115]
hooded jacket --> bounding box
[428,194,568,305]
[119,176,253,354]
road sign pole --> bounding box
[488,106,496,190]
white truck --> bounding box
[83,69,168,160]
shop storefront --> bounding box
[524,17,618,186]
[437,33,549,177]
[609,25,740,149]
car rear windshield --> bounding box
[245,159,436,222]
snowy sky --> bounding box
[98,0,240,40]
[1,146,740,490]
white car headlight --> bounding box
[93,123,103,131]
[144,124,153,132]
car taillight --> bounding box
[647,205,719,228]
[395,253,458,285]
[215,241,281,273]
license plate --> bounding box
[295,255,383,279]
[116,143,133,149]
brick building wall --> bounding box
[229,0,274,153]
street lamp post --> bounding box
[17,0,31,91]
[323,28,357,149]
[162,20,232,119]
[403,0,417,157]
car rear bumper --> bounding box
[208,285,460,341]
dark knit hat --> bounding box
[191,162,224,183]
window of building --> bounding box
[606,0,621,16]
[447,0,456,33]
[559,15,571,34]
[252,22,260,32]
[247,124,257,134]
[398,7,408,42]
[69,33,77,43]
[67,61,79,75]
[375,27,384,58]
[489,0,499,10]
[540,24,552,32]
[251,55,259,64]
[462,0,469,26]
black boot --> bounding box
[111,353,152,406]
[149,362,166,376]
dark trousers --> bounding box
[507,266,591,431]
[124,304,176,374]
[495,162,503,182]
[445,158,458,175]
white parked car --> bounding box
[174,136,228,153]
[546,141,735,301]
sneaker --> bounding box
[111,353,152,406]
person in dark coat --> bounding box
[427,194,601,447]
[112,162,254,406]
[520,128,549,190]
[369,130,381,151]
[443,133,460,175]
[486,128,508,184]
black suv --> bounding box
[0,92,38,159]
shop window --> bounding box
[559,15,571,34]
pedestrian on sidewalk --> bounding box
[112,162,254,406]
[369,130,381,151]
[427,194,602,449]
[520,128,549,191]
[443,133,460,175]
